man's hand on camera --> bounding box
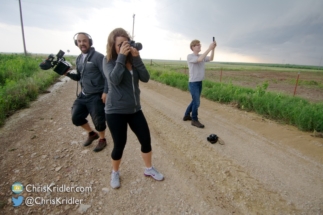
[120,42,131,56]
[130,47,139,57]
[63,68,73,76]
[63,71,70,76]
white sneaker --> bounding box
[144,167,164,181]
[110,171,120,189]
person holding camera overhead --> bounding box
[183,39,217,128]
[103,28,164,189]
[64,32,108,152]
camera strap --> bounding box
[75,54,85,97]
[75,48,95,97]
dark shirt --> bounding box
[67,47,108,94]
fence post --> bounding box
[220,68,222,82]
[293,72,300,96]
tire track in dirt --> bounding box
[140,81,300,214]
[0,78,322,214]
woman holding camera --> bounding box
[102,28,164,189]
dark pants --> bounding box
[71,93,106,132]
[106,110,151,160]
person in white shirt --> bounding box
[183,39,217,128]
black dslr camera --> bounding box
[129,40,142,51]
[119,40,143,51]
[39,50,71,75]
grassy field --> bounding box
[143,59,323,70]
[143,59,323,102]
[0,53,75,126]
[144,59,323,132]
[1,55,322,132]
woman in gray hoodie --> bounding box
[103,28,164,189]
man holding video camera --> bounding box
[183,39,217,128]
[65,32,108,152]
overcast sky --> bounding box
[1,0,322,66]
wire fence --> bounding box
[144,59,323,103]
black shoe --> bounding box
[191,120,205,128]
[183,115,192,121]
[93,138,107,152]
[83,132,99,146]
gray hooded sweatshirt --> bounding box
[67,47,108,94]
[102,54,149,114]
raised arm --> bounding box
[197,41,217,62]
[103,54,126,86]
[209,40,217,61]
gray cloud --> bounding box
[0,0,110,30]
[1,0,322,65]
[154,0,323,65]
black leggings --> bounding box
[106,110,151,160]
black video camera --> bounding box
[119,40,143,51]
[39,50,71,75]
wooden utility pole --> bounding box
[19,0,27,55]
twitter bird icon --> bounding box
[12,196,24,207]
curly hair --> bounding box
[106,28,131,61]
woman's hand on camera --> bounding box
[120,42,130,56]
[130,47,139,57]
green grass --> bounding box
[145,60,323,102]
[146,64,323,132]
[1,55,322,132]
[143,59,323,72]
[0,53,73,126]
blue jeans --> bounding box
[184,81,202,121]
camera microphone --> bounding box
[39,54,54,70]
[39,51,71,75]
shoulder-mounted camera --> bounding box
[39,50,71,75]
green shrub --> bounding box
[0,54,60,126]
[146,65,323,132]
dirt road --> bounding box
[0,77,322,215]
